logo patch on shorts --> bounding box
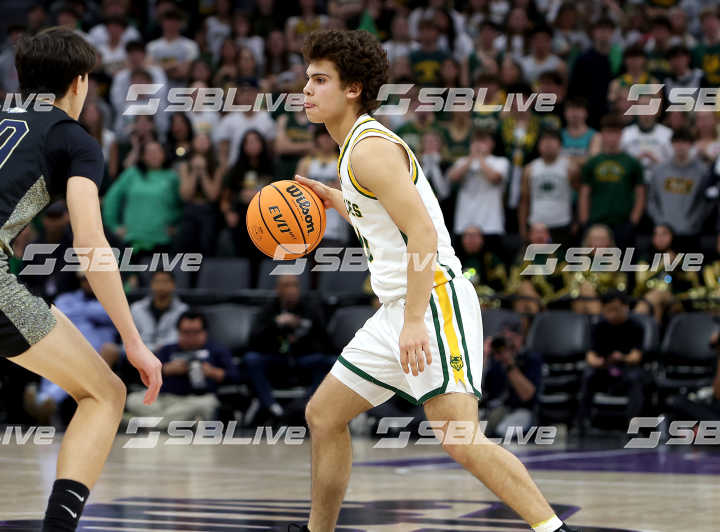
[450,354,464,372]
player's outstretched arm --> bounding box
[294,174,351,223]
[66,177,162,405]
[350,138,437,376]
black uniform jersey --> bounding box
[0,105,104,255]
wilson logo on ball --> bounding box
[286,184,315,234]
[246,180,326,260]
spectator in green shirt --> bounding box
[103,140,183,254]
[409,18,448,86]
[579,114,646,248]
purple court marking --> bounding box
[354,448,720,475]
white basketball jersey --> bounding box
[337,114,463,303]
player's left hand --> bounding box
[399,320,432,376]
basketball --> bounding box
[246,180,326,260]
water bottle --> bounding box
[189,360,206,390]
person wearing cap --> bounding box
[482,320,542,439]
[647,128,711,250]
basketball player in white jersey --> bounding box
[291,29,579,532]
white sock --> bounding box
[532,515,563,532]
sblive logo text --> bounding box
[373,417,557,448]
[625,417,720,448]
[19,244,203,275]
[520,244,703,275]
[122,418,306,448]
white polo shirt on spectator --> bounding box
[147,36,199,69]
[453,155,510,235]
[213,111,277,166]
[88,24,142,49]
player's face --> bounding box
[303,60,355,124]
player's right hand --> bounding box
[295,174,335,209]
[125,341,163,405]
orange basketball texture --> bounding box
[246,180,326,259]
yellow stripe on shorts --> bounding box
[433,270,465,385]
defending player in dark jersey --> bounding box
[0,27,162,531]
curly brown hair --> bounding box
[302,29,389,115]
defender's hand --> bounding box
[399,320,432,376]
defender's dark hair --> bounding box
[302,29,389,115]
[15,26,97,98]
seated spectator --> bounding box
[24,273,117,426]
[647,128,711,251]
[561,224,629,315]
[633,224,703,323]
[702,235,720,298]
[457,226,507,301]
[482,320,542,438]
[667,327,720,423]
[577,291,646,432]
[506,223,563,313]
[103,141,183,256]
[244,275,333,420]
[579,114,645,249]
[101,271,189,364]
[124,311,237,429]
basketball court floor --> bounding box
[0,432,717,531]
